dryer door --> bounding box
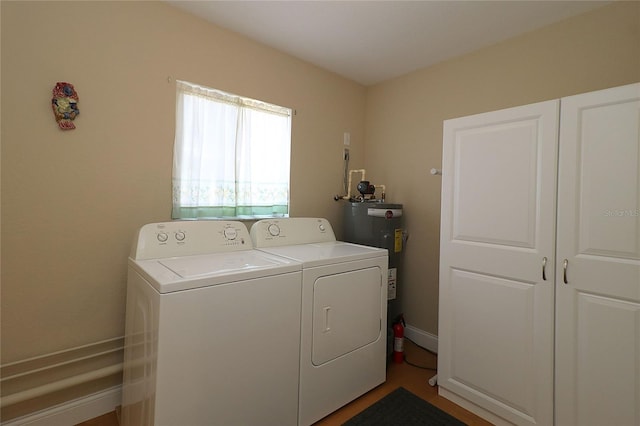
[312,266,382,365]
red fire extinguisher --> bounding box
[393,314,405,364]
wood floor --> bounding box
[76,339,491,426]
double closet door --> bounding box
[438,83,640,426]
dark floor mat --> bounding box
[342,387,467,426]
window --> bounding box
[172,81,292,219]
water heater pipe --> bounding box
[374,185,386,202]
[335,169,366,200]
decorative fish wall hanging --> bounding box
[51,82,79,130]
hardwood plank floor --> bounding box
[76,339,491,426]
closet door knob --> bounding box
[542,257,547,281]
[563,259,569,284]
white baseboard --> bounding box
[1,386,121,426]
[404,323,438,353]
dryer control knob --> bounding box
[268,224,280,237]
[223,227,237,240]
[175,231,186,241]
[157,232,168,243]
[319,224,326,232]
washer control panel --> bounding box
[131,220,251,260]
[250,218,336,248]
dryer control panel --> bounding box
[130,220,251,260]
[251,218,336,247]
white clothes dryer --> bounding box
[121,221,302,426]
[250,218,388,426]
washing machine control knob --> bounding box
[157,232,168,243]
[175,231,186,241]
[223,227,237,240]
[268,224,280,237]
[319,224,326,232]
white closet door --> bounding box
[439,100,559,425]
[556,83,640,426]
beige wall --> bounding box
[1,0,639,419]
[364,1,640,336]
[1,1,366,418]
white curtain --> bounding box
[172,81,291,219]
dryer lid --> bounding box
[259,241,387,268]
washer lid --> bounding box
[259,241,387,268]
[130,250,301,293]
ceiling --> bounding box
[166,1,611,86]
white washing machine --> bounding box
[121,220,302,426]
[250,217,388,426]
